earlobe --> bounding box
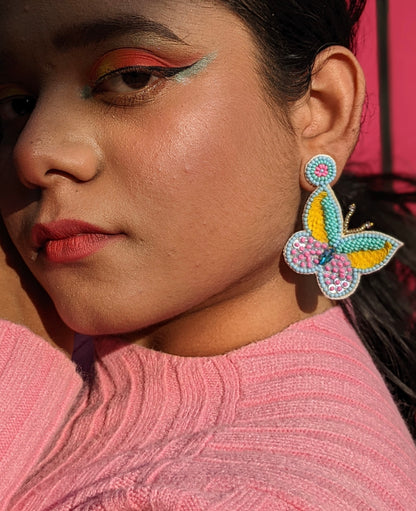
[296,46,366,190]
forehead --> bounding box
[0,0,202,24]
[0,0,237,61]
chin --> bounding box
[55,303,155,339]
[53,304,118,337]
[51,286,199,339]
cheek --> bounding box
[104,79,301,248]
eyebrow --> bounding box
[52,14,187,51]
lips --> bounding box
[31,220,120,263]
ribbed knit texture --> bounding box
[1,307,415,510]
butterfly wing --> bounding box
[316,253,361,299]
[284,231,326,275]
[304,187,343,246]
[337,232,403,274]
[285,187,344,280]
[284,230,361,299]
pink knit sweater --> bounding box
[1,307,415,510]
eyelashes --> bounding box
[94,65,189,87]
[91,63,194,106]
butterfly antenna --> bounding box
[343,203,374,235]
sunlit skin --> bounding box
[0,0,333,356]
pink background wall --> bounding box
[351,0,381,172]
[352,0,416,175]
[389,0,416,174]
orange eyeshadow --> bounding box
[90,49,188,84]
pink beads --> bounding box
[314,163,329,177]
[286,231,357,298]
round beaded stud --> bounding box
[305,154,337,188]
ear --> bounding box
[291,46,366,191]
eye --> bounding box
[93,67,160,94]
[91,65,188,106]
[0,96,36,122]
[0,94,36,144]
[0,95,36,122]
[88,48,206,108]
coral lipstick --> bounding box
[32,220,120,263]
[44,233,113,263]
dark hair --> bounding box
[218,0,366,102]
[336,173,416,438]
[218,0,416,437]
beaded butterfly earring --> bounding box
[284,154,403,300]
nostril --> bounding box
[45,169,85,183]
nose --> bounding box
[13,93,101,189]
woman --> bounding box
[0,0,415,509]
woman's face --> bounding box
[0,0,304,337]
